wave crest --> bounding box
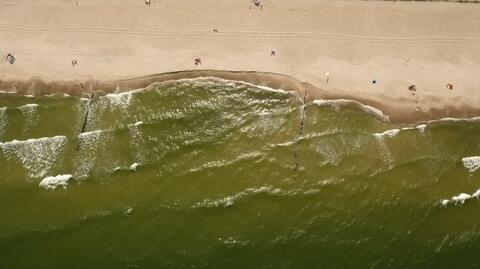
[462,156,480,173]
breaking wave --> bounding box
[39,174,73,190]
[462,156,480,173]
[0,136,67,179]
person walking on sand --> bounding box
[325,72,330,83]
[250,0,262,11]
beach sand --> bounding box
[1,0,480,123]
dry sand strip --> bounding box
[0,0,479,123]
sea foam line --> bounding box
[113,162,140,173]
[313,99,390,122]
[425,116,480,124]
[441,189,480,207]
[158,76,292,95]
[105,77,292,101]
[39,174,72,190]
[373,129,400,139]
[104,91,134,108]
[185,152,265,175]
[0,135,66,147]
[373,124,427,139]
[193,185,318,209]
[193,186,279,208]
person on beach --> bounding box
[325,72,330,83]
[145,0,151,6]
[250,0,262,10]
[408,84,417,95]
[194,58,202,65]
[5,53,15,64]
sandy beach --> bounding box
[1,0,480,122]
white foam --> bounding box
[416,124,427,133]
[194,186,275,208]
[312,99,480,126]
[398,124,427,133]
[128,122,147,164]
[186,152,264,174]
[78,129,106,138]
[317,177,345,186]
[452,193,472,205]
[442,189,480,207]
[19,103,39,130]
[45,93,71,98]
[462,156,480,173]
[74,130,110,179]
[373,129,400,139]
[472,189,480,198]
[124,207,133,216]
[0,136,67,178]
[39,174,72,190]
[19,103,39,108]
[272,140,296,147]
[104,91,133,108]
[218,237,249,246]
[160,77,292,95]
[0,107,7,138]
[129,163,139,171]
[313,99,389,122]
[87,90,141,130]
[373,124,426,140]
[426,117,480,124]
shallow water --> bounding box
[0,79,479,268]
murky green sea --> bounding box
[1,79,480,268]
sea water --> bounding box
[0,79,479,268]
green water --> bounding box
[1,79,480,268]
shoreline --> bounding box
[1,0,479,124]
[1,70,480,124]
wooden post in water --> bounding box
[76,91,95,150]
[294,87,308,171]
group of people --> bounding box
[5,53,15,64]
